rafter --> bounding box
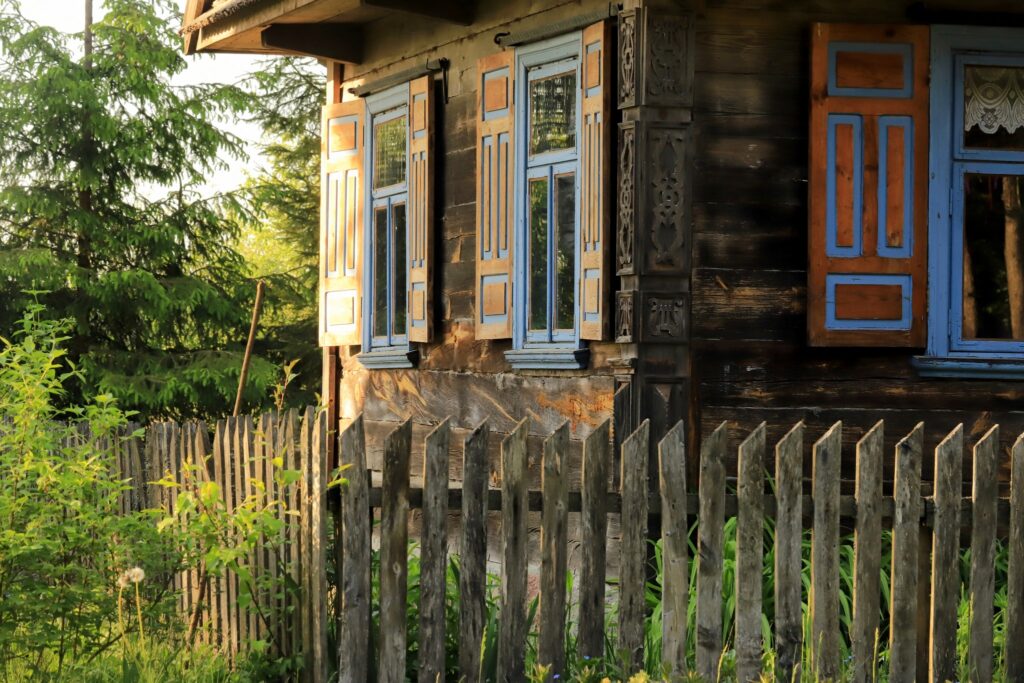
[260,23,363,63]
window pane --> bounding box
[373,206,389,338]
[964,66,1024,150]
[393,203,407,337]
[962,172,1024,340]
[529,177,549,332]
[554,172,575,331]
[529,71,576,156]
[374,114,407,188]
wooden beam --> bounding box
[364,0,472,26]
[182,0,206,54]
[260,23,363,63]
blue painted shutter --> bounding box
[476,51,515,340]
[408,75,434,343]
[319,98,365,347]
[808,24,929,347]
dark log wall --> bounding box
[691,0,1024,481]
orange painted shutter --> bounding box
[475,51,515,340]
[319,99,365,347]
[808,24,929,347]
[580,20,613,341]
[408,75,434,343]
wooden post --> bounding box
[889,424,923,682]
[811,422,841,682]
[419,419,451,683]
[852,421,883,683]
[1009,433,1024,683]
[338,416,370,683]
[539,422,570,678]
[930,425,963,683]
[736,423,765,683]
[658,420,687,677]
[233,280,266,417]
[578,420,611,660]
[696,421,726,683]
[379,420,411,683]
[497,419,529,683]
[969,426,998,683]
[619,420,650,674]
[774,422,804,683]
[459,421,489,683]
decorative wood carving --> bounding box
[616,290,635,343]
[645,127,688,274]
[617,123,636,275]
[643,13,691,106]
[618,10,637,108]
[642,293,688,342]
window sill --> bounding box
[504,346,589,370]
[356,347,418,369]
[913,356,1024,379]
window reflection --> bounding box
[374,114,407,188]
[373,206,389,338]
[554,173,575,331]
[393,203,407,337]
[529,71,576,155]
[529,177,549,331]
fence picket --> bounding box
[811,422,841,682]
[697,421,727,683]
[930,425,963,683]
[459,421,489,683]
[379,420,411,683]
[970,426,999,683]
[1010,433,1024,683]
[736,422,766,683]
[285,409,302,658]
[889,423,923,682]
[338,416,369,683]
[539,421,570,678]
[240,415,260,641]
[420,419,451,683]
[309,409,328,683]
[212,421,230,651]
[852,421,883,683]
[579,420,611,662]
[658,420,688,677]
[774,422,804,683]
[497,418,529,683]
[619,419,650,674]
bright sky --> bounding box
[21,1,267,194]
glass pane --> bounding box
[529,177,549,332]
[554,172,575,331]
[962,172,1024,340]
[529,71,576,156]
[373,206,389,338]
[373,114,407,188]
[392,203,407,337]
[964,66,1024,150]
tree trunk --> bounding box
[1004,176,1024,339]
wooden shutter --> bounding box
[580,20,613,340]
[408,75,434,343]
[808,24,929,347]
[475,51,515,340]
[319,98,365,347]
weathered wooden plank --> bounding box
[379,419,411,683]
[736,422,765,683]
[774,422,803,683]
[222,417,238,656]
[338,416,370,683]
[697,421,727,683]
[285,409,302,659]
[419,419,451,683]
[309,409,328,683]
[658,420,688,677]
[212,420,229,651]
[538,421,570,679]
[298,409,313,679]
[811,422,841,682]
[612,383,630,490]
[259,413,278,648]
[852,421,883,683]
[969,425,998,683]
[274,411,291,654]
[459,420,489,683]
[930,425,963,683]
[497,418,529,683]
[240,416,261,641]
[1009,433,1024,683]
[889,423,922,683]
[619,420,650,674]
[579,420,611,657]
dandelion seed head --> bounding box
[128,567,145,583]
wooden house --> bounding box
[183,0,1024,479]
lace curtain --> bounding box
[964,66,1024,134]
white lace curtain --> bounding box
[964,66,1024,134]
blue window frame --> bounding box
[359,86,415,369]
[506,32,587,370]
[920,27,1024,378]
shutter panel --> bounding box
[808,24,929,347]
[319,98,365,347]
[580,20,613,341]
[475,51,515,340]
[408,75,434,343]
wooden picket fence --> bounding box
[335,415,1024,683]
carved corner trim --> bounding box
[617,122,637,275]
[640,292,689,343]
[615,290,636,343]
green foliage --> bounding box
[0,0,277,419]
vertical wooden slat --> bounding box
[419,418,451,683]
[658,420,687,677]
[852,421,883,683]
[379,419,411,683]
[618,419,650,674]
[241,415,261,641]
[286,409,302,658]
[930,424,963,683]
[736,422,766,683]
[889,423,923,682]
[774,422,804,683]
[1009,433,1024,683]
[539,421,570,678]
[612,383,630,490]
[212,420,229,651]
[298,408,314,679]
[274,411,291,654]
[260,413,278,648]
[338,416,369,683]
[811,421,842,682]
[697,421,727,683]
[969,425,998,683]
[497,418,529,683]
[459,420,489,683]
[579,420,610,661]
[310,409,328,683]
